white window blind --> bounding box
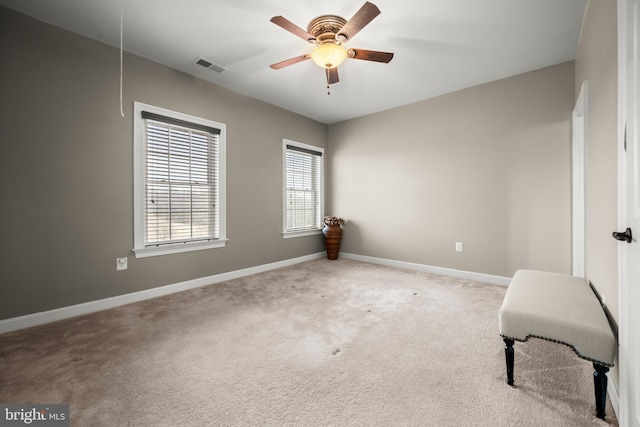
[142,112,220,246]
[284,142,323,233]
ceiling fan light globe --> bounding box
[310,44,347,69]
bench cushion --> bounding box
[499,269,616,366]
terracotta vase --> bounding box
[322,224,343,260]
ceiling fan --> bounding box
[269,2,394,94]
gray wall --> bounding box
[575,0,618,322]
[1,5,581,322]
[574,0,619,385]
[0,7,327,320]
[327,62,575,278]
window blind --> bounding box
[285,145,322,232]
[143,116,220,246]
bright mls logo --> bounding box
[0,405,69,426]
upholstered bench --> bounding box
[498,269,617,419]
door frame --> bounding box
[572,82,588,278]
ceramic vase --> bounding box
[322,224,343,260]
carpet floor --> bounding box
[0,259,617,426]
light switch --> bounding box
[116,257,128,271]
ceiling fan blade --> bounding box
[337,2,381,42]
[326,67,339,85]
[347,48,394,63]
[270,54,311,70]
[270,16,317,43]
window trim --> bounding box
[133,102,227,258]
[282,138,324,239]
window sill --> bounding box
[133,239,228,258]
[282,230,322,239]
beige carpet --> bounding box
[0,259,617,426]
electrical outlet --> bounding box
[455,242,464,252]
[116,257,128,271]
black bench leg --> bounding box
[504,338,514,386]
[593,363,609,419]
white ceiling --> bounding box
[0,0,587,124]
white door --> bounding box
[618,0,640,425]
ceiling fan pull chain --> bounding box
[326,69,331,95]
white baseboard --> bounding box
[0,252,510,335]
[0,252,325,335]
[340,253,512,286]
[607,372,620,420]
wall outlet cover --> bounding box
[116,257,128,270]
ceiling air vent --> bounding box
[193,57,227,74]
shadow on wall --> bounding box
[338,220,362,255]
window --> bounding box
[283,139,324,238]
[133,102,226,257]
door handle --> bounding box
[612,227,633,243]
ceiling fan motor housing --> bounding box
[307,15,347,44]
